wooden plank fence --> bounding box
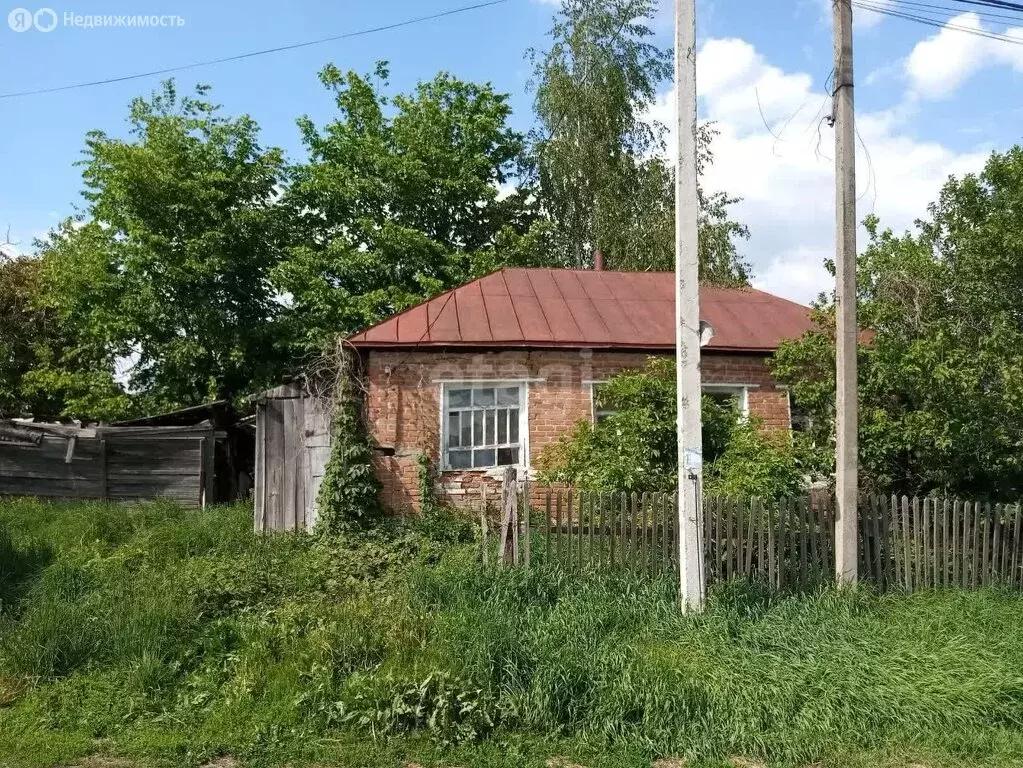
[480,481,1023,592]
[0,425,216,508]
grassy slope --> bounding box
[1,499,1023,768]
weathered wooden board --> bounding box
[0,430,210,507]
[252,385,337,532]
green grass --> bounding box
[2,498,1023,768]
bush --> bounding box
[703,418,808,499]
[536,357,820,497]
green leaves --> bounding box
[774,146,1023,498]
[524,1,750,282]
[12,42,754,421]
[38,81,290,415]
[535,357,808,496]
[316,349,382,536]
[277,64,530,351]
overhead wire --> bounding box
[945,0,1023,13]
[0,0,508,100]
[853,0,1023,42]
[886,0,1023,24]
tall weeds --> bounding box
[2,498,1023,767]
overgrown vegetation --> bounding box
[775,147,1023,500]
[315,347,381,536]
[536,357,816,497]
[2,499,1023,768]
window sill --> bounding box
[439,466,533,479]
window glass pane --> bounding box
[497,447,519,466]
[460,417,471,446]
[706,390,739,410]
[448,449,471,469]
[474,387,495,406]
[497,408,507,443]
[485,410,496,445]
[472,410,485,447]
[447,411,460,447]
[498,386,519,406]
[448,388,471,408]
[592,383,617,422]
[473,449,496,468]
[508,409,519,443]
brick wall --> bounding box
[363,348,790,512]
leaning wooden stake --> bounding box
[498,467,517,566]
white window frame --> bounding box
[588,381,616,424]
[438,381,530,472]
[587,380,757,421]
[702,383,756,419]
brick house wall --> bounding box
[363,348,790,513]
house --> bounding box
[346,267,814,512]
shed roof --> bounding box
[347,268,814,353]
[113,400,233,428]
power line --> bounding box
[854,0,1023,42]
[888,0,1023,24]
[0,0,508,101]
[947,0,1023,13]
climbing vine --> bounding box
[417,452,440,517]
[314,342,381,535]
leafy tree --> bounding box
[276,63,530,351]
[526,0,750,282]
[774,146,1023,498]
[40,81,290,414]
[535,357,805,496]
[0,250,124,421]
[0,253,45,417]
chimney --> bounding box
[593,249,605,271]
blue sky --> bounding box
[2,0,1022,302]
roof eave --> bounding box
[348,341,779,354]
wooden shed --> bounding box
[252,383,332,532]
[114,401,255,503]
[0,422,216,507]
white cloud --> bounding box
[906,12,1023,99]
[645,37,991,304]
[853,0,893,29]
[645,38,817,153]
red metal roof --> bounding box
[347,268,814,353]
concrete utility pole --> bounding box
[675,0,705,610]
[833,0,859,584]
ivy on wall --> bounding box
[315,345,381,536]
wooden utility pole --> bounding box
[833,0,858,583]
[675,0,705,610]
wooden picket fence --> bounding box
[480,476,1023,592]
